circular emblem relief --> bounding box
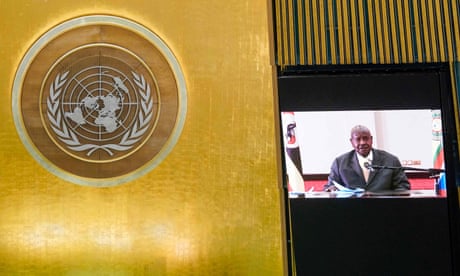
[12,15,187,186]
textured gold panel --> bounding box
[0,0,285,274]
[275,0,460,65]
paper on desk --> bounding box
[288,187,315,198]
[332,181,365,193]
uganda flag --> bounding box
[282,112,304,192]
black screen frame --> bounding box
[277,63,460,275]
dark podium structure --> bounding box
[289,193,455,275]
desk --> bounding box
[289,189,440,198]
[288,194,453,275]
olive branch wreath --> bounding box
[47,71,153,156]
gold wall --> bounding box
[0,1,285,274]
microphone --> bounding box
[364,162,374,171]
[364,163,445,175]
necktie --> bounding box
[362,159,371,182]
[363,165,369,182]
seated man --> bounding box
[324,125,410,192]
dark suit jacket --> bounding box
[326,149,411,192]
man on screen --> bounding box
[324,125,410,192]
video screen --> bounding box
[277,66,455,198]
[281,109,446,197]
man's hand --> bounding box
[324,185,338,192]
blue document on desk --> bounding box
[332,181,365,195]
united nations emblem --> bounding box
[12,16,187,186]
[44,45,158,162]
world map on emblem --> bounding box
[43,50,158,162]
